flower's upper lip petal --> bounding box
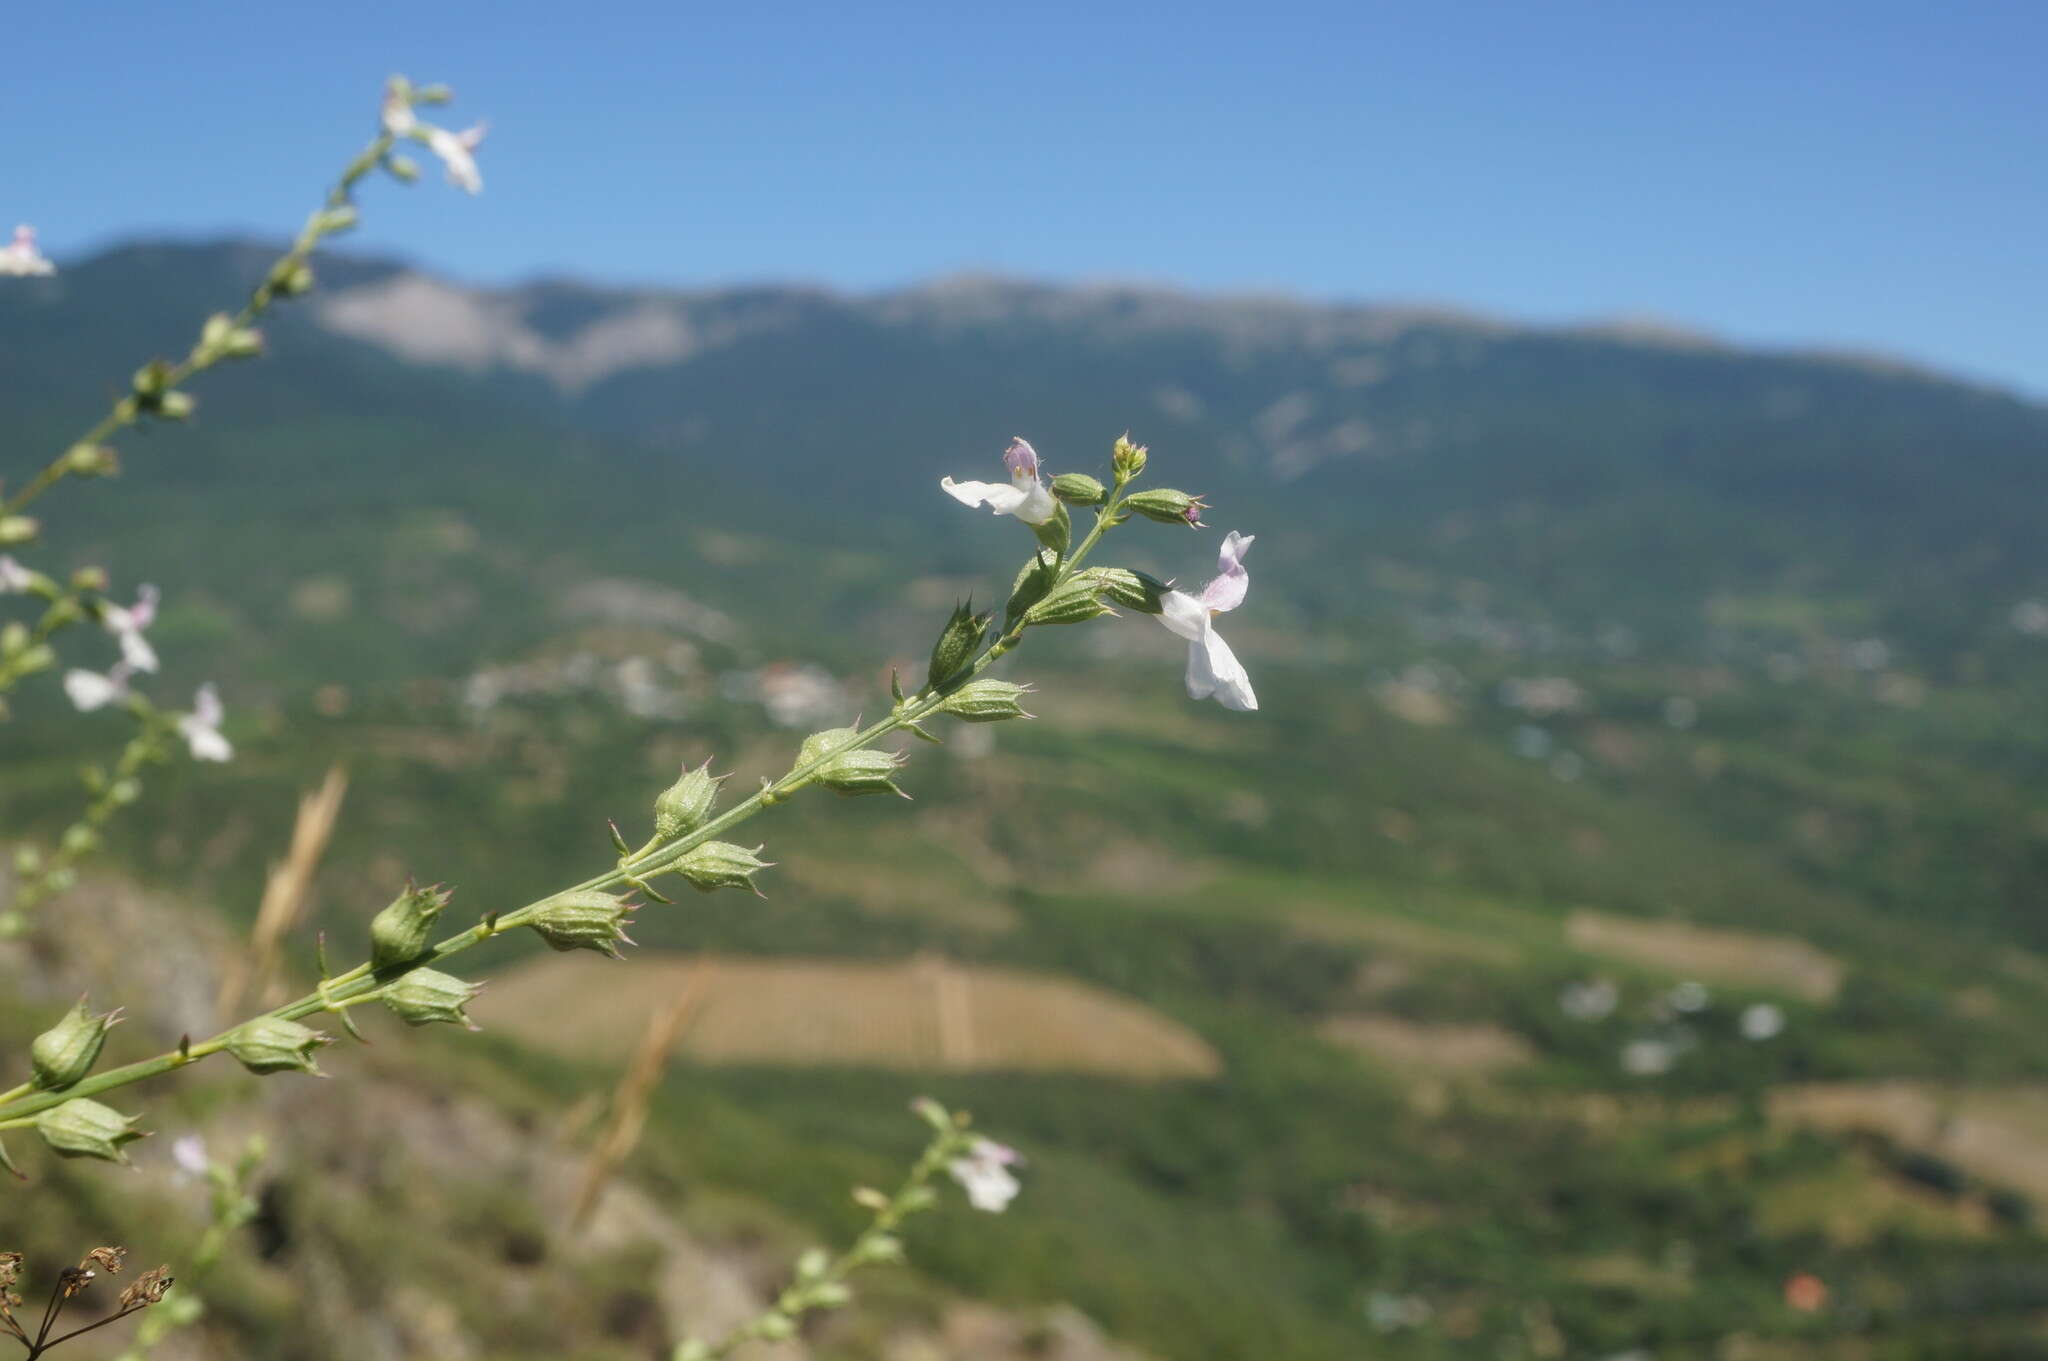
[942,477,1031,515]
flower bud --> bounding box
[62,443,119,478]
[1111,434,1148,481]
[385,154,421,183]
[797,728,908,798]
[30,999,121,1090]
[36,1098,145,1164]
[528,890,637,958]
[59,825,99,857]
[1079,566,1168,614]
[382,968,484,1029]
[0,517,38,547]
[270,262,316,296]
[369,881,452,968]
[653,758,726,840]
[854,1233,904,1264]
[941,679,1034,723]
[927,602,987,690]
[317,205,360,234]
[131,361,171,398]
[1051,473,1107,506]
[1122,488,1207,527]
[70,565,109,593]
[1023,578,1113,627]
[225,1018,330,1076]
[674,840,772,895]
[155,391,196,421]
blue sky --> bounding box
[7,1,2046,394]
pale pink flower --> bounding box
[170,1134,210,1181]
[178,684,232,762]
[941,437,1058,526]
[64,662,133,712]
[426,124,487,194]
[947,1138,1023,1213]
[100,583,160,673]
[0,556,32,592]
[1156,531,1257,711]
[0,224,55,277]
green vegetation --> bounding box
[5,242,2048,1357]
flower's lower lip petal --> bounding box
[1200,629,1258,711]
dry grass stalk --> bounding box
[570,984,698,1230]
[215,766,348,1016]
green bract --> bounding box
[927,602,988,690]
[369,881,452,968]
[30,998,119,1090]
[674,840,773,894]
[940,679,1034,723]
[225,1017,330,1075]
[529,889,637,958]
[1051,472,1108,506]
[1023,577,1114,627]
[1078,566,1168,615]
[798,728,910,798]
[382,968,484,1029]
[36,1097,145,1164]
[653,758,725,840]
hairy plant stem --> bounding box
[695,1118,967,1360]
[0,135,396,521]
[0,484,1130,1126]
[4,703,174,927]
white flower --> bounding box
[1156,531,1257,711]
[1740,1002,1785,1041]
[426,123,487,194]
[0,556,32,592]
[64,662,133,712]
[0,224,55,277]
[170,1134,210,1181]
[947,1137,1023,1213]
[941,437,1058,526]
[100,583,160,673]
[178,683,233,762]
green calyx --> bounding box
[369,881,454,968]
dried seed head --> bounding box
[118,1265,174,1310]
[81,1246,125,1275]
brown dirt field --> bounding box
[1566,910,1843,1001]
[477,951,1221,1080]
[1318,1014,1536,1074]
[1769,1081,2048,1203]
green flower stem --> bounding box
[0,133,397,522]
[688,1118,970,1361]
[4,703,176,929]
[0,486,1132,1128]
